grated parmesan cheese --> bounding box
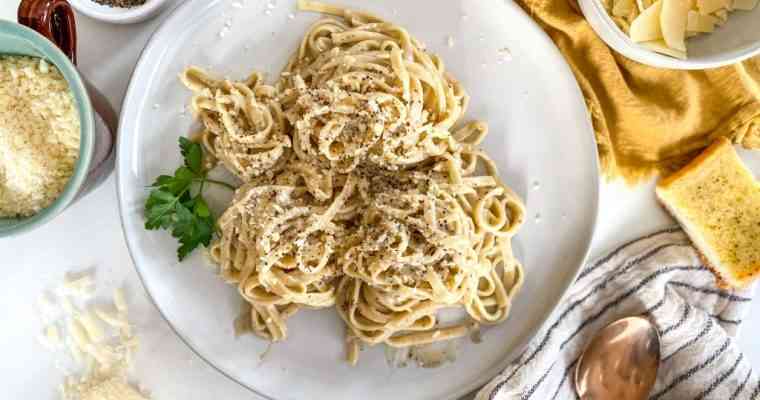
[79,377,148,400]
[0,56,81,217]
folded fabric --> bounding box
[478,228,758,400]
[516,0,760,183]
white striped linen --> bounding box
[477,228,758,400]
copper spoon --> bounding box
[575,317,661,400]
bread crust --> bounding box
[656,137,731,190]
[655,137,760,289]
[656,189,760,289]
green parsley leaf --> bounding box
[144,189,177,230]
[193,196,211,218]
[143,136,234,261]
[179,137,203,174]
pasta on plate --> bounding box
[180,0,526,365]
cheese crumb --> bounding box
[497,47,513,64]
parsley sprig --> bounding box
[144,137,235,260]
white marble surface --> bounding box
[1,1,759,398]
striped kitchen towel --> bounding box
[477,228,758,400]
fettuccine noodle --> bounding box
[182,0,525,366]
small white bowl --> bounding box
[578,0,760,69]
[70,0,170,24]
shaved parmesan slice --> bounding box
[614,0,635,16]
[62,274,96,299]
[641,39,688,58]
[119,321,133,340]
[687,10,718,31]
[661,0,690,51]
[637,0,654,11]
[61,296,79,316]
[631,1,664,42]
[713,8,728,23]
[698,0,730,13]
[113,288,128,313]
[69,319,91,349]
[732,0,758,9]
[46,325,62,348]
[84,343,118,369]
[123,341,137,368]
[83,356,97,381]
[78,311,106,343]
[67,337,85,365]
[95,308,128,328]
[124,336,140,349]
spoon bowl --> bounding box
[575,317,661,400]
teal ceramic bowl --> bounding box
[0,20,114,237]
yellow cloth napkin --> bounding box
[518,0,760,182]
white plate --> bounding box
[116,1,599,399]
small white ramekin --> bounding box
[70,0,170,24]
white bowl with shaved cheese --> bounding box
[579,0,760,69]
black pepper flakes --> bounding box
[93,0,147,8]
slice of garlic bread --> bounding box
[656,137,760,288]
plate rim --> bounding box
[115,1,601,398]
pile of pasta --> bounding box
[182,0,525,365]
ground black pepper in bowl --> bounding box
[92,0,147,8]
